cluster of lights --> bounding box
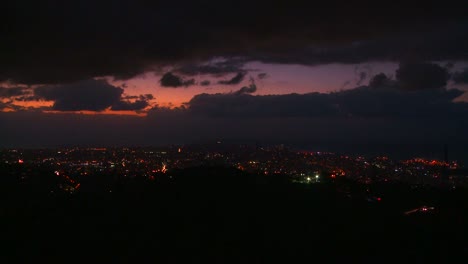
[402,158,449,167]
[305,174,320,183]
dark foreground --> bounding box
[1,166,467,263]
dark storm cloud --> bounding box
[396,62,450,91]
[33,79,154,111]
[452,68,468,84]
[159,72,196,88]
[218,72,247,85]
[251,23,468,66]
[0,87,30,98]
[34,79,124,111]
[185,88,466,118]
[2,1,466,85]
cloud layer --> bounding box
[33,79,151,111]
[1,1,466,84]
[159,72,196,88]
[396,62,450,91]
[184,87,465,119]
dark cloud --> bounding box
[110,94,154,111]
[233,81,257,95]
[159,72,196,88]
[186,92,330,118]
[34,79,124,111]
[122,94,153,100]
[110,100,149,111]
[186,87,466,119]
[368,73,397,89]
[396,62,450,91]
[200,80,211,86]
[257,73,269,79]
[0,87,30,98]
[15,95,41,101]
[111,94,153,111]
[122,95,139,99]
[32,79,154,111]
[251,23,468,66]
[218,72,246,85]
[2,1,466,85]
[368,62,454,92]
[452,68,468,84]
[175,59,247,76]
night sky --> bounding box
[1,1,468,160]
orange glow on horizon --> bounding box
[43,109,147,116]
[7,99,53,108]
[1,96,185,115]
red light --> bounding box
[18,159,24,164]
[377,197,381,201]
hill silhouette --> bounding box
[0,165,466,263]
